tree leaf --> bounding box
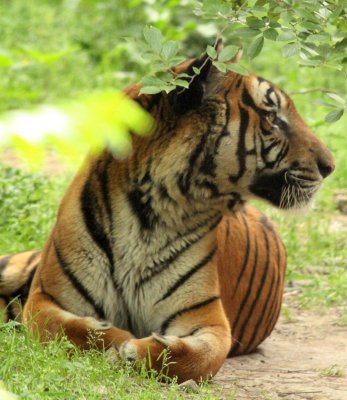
[263,28,278,41]
[277,30,296,41]
[282,42,300,58]
[307,33,331,42]
[218,45,239,62]
[174,79,190,88]
[139,86,163,95]
[325,108,344,123]
[326,93,346,105]
[234,27,261,38]
[248,36,264,59]
[246,17,266,29]
[143,26,163,53]
[314,99,336,108]
[212,61,227,73]
[296,8,320,23]
[140,76,166,87]
[206,45,217,59]
[225,63,249,76]
[161,41,179,61]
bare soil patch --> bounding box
[214,302,347,400]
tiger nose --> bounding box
[317,157,335,178]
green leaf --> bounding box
[282,42,300,58]
[307,33,331,42]
[225,63,249,76]
[277,30,296,41]
[314,99,337,108]
[139,86,163,94]
[212,61,227,73]
[143,26,163,53]
[248,36,264,59]
[206,45,217,59]
[326,93,346,105]
[301,21,321,31]
[161,41,179,61]
[263,28,278,41]
[140,76,166,87]
[218,45,238,62]
[192,66,200,75]
[234,27,261,38]
[325,108,344,123]
[246,17,266,29]
[174,79,190,89]
[295,8,320,23]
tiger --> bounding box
[0,206,285,359]
[0,41,334,382]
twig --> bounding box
[289,88,341,95]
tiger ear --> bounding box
[170,41,224,114]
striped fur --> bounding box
[0,43,334,382]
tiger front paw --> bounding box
[118,333,183,362]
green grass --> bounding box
[0,1,346,399]
[0,321,224,400]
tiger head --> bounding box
[130,43,334,214]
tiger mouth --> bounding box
[249,170,321,209]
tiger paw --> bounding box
[119,339,139,361]
[118,334,183,362]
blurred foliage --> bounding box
[0,1,345,113]
[0,164,66,254]
[0,92,152,164]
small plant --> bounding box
[281,305,294,322]
[320,364,346,378]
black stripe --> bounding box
[242,87,264,115]
[81,177,115,273]
[264,87,275,107]
[0,255,12,276]
[177,128,211,195]
[245,266,276,352]
[53,239,106,320]
[263,234,284,338]
[127,188,158,230]
[275,142,289,168]
[97,158,113,224]
[25,251,40,269]
[40,278,67,311]
[179,326,203,338]
[235,76,243,88]
[233,213,251,290]
[229,105,249,183]
[157,246,217,303]
[199,89,232,178]
[11,265,37,304]
[136,215,222,287]
[195,179,220,197]
[239,228,271,353]
[160,296,219,334]
[225,219,230,244]
[230,236,259,355]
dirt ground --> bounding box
[214,299,347,400]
